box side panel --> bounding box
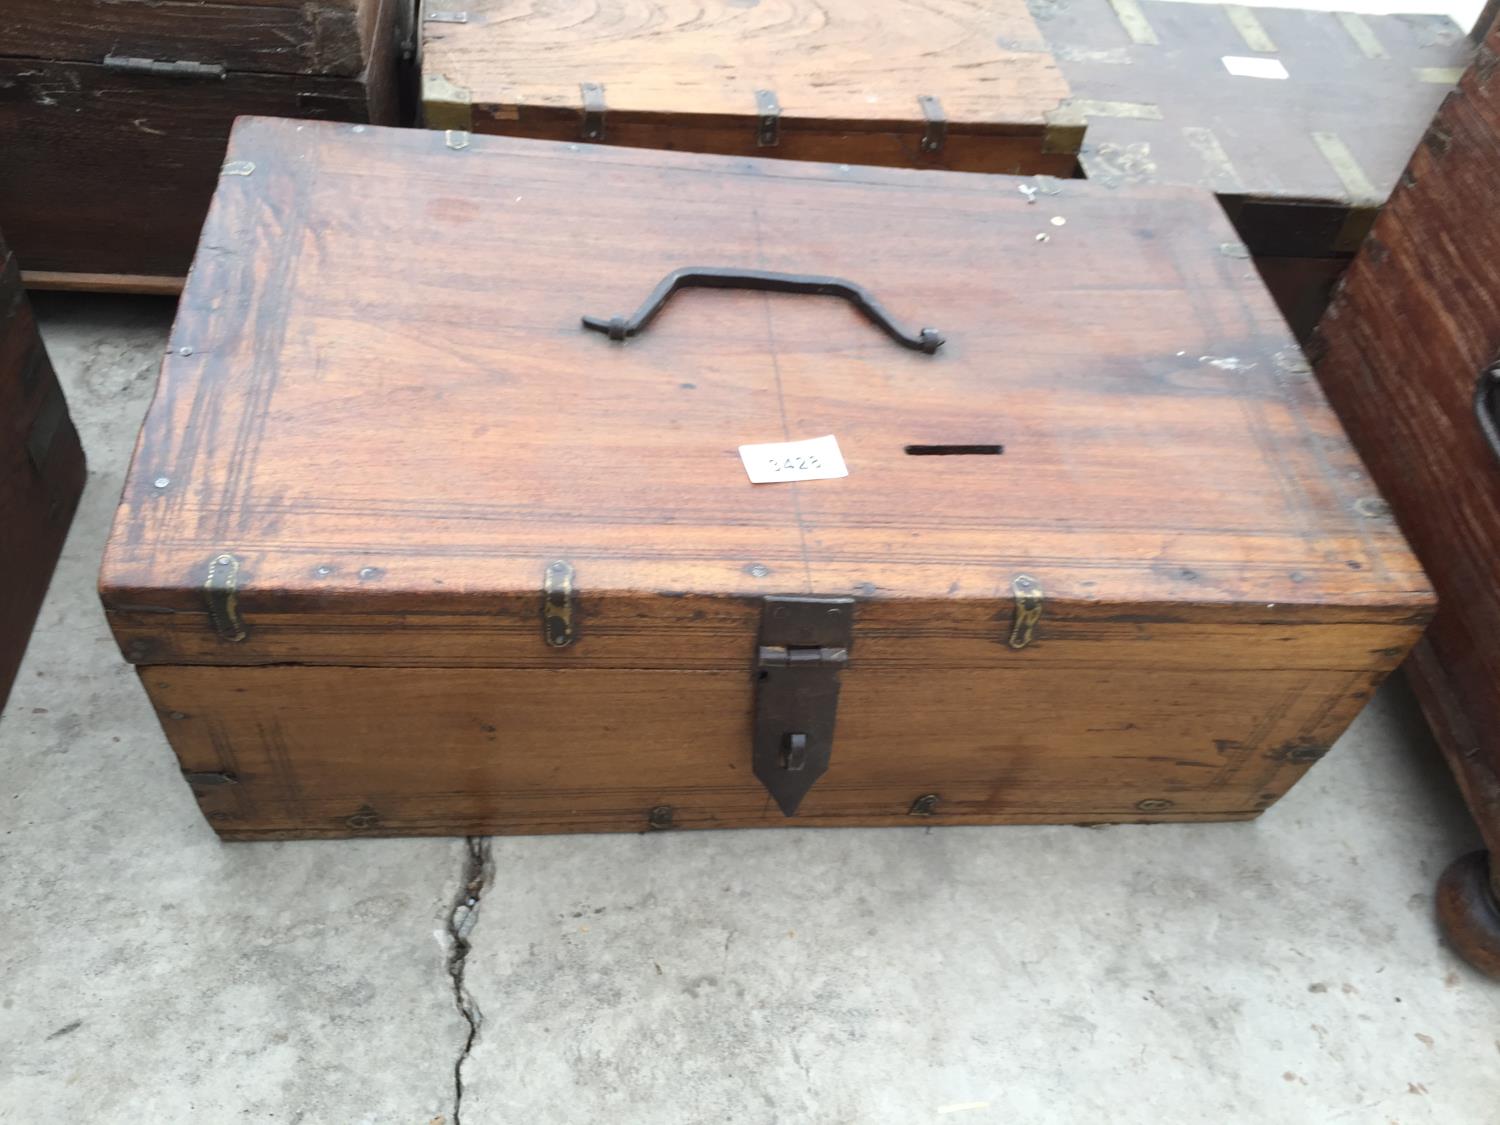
[0,246,86,710]
[143,658,1391,838]
[0,0,372,78]
[1404,638,1500,858]
[1312,20,1500,850]
[0,61,384,280]
[359,0,404,127]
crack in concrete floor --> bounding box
[446,837,494,1125]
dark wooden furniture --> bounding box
[1,229,85,713]
[0,0,405,293]
[420,0,1081,175]
[1029,0,1469,342]
[100,117,1430,839]
[1312,18,1500,977]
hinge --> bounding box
[752,596,854,816]
[182,770,238,788]
[917,94,946,154]
[754,88,781,147]
[542,560,576,647]
[102,55,226,79]
[204,553,248,643]
[1008,574,1043,649]
[581,82,606,141]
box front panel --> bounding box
[144,662,1381,838]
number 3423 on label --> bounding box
[737,434,849,484]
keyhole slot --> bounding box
[904,444,1004,456]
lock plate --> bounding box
[752,596,854,816]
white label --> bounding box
[1222,55,1289,80]
[738,434,849,484]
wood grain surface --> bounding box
[1031,0,1468,219]
[1312,20,1500,868]
[421,0,1079,172]
[1,234,86,712]
[0,0,385,78]
[0,57,395,279]
[102,118,1431,835]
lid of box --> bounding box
[421,0,1081,163]
[1031,0,1469,254]
[99,117,1429,668]
[2,0,382,78]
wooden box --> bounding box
[0,0,405,293]
[100,117,1432,840]
[1,228,85,713]
[1028,0,1470,342]
[420,0,1081,175]
[1312,17,1500,976]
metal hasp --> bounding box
[582,267,945,354]
[752,596,855,816]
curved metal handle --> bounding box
[1474,362,1500,466]
[581,267,945,354]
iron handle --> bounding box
[581,267,945,354]
[1475,361,1500,465]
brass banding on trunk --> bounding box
[423,73,474,131]
[1107,0,1159,44]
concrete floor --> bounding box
[2,293,1498,1124]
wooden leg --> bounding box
[1436,850,1500,979]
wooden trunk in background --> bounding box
[420,0,1081,175]
[0,0,405,292]
[0,229,85,713]
[1029,0,1469,343]
[100,118,1430,840]
[1311,18,1500,977]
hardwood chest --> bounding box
[1,228,85,713]
[1312,15,1500,977]
[420,0,1081,175]
[1028,0,1470,342]
[0,0,406,293]
[100,117,1432,840]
